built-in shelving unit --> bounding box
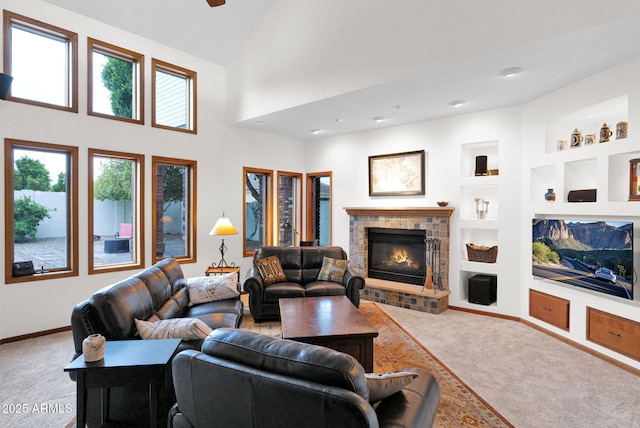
[525,93,640,370]
[457,140,501,309]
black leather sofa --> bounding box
[70,258,243,357]
[170,328,441,428]
[243,246,365,322]
[69,258,244,427]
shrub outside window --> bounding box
[88,38,144,124]
[4,139,79,283]
[152,59,197,133]
[88,149,145,274]
[152,156,197,263]
[3,10,78,112]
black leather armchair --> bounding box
[243,246,365,322]
[169,328,441,428]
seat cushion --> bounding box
[185,299,244,329]
[304,281,348,298]
[263,282,305,302]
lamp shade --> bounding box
[0,73,13,100]
[209,216,238,236]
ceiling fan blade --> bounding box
[206,0,225,6]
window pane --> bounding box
[278,173,301,247]
[155,163,191,259]
[155,70,188,128]
[92,156,137,267]
[12,148,69,271]
[307,173,331,247]
[92,51,134,118]
[244,169,272,255]
[10,26,68,106]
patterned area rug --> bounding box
[241,301,514,428]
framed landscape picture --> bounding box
[369,150,425,196]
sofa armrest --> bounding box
[242,266,264,295]
[342,267,365,307]
[375,367,440,428]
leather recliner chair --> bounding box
[169,328,441,428]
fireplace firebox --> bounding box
[367,228,426,285]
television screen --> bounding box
[532,219,634,300]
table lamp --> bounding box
[209,213,238,268]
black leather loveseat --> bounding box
[170,328,441,428]
[243,246,365,322]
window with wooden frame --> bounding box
[152,59,197,133]
[3,10,78,112]
[88,149,144,274]
[88,38,144,124]
[277,171,302,247]
[306,172,332,246]
[4,138,79,283]
[152,156,197,263]
[243,167,273,256]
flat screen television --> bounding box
[532,219,634,300]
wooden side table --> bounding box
[64,338,181,428]
[205,266,240,282]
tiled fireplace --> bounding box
[346,207,454,314]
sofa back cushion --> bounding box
[136,265,172,311]
[202,328,369,400]
[256,246,347,285]
[155,257,187,295]
[90,277,154,339]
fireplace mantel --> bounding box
[344,206,454,217]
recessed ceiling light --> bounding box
[335,118,343,123]
[257,120,264,125]
[394,105,402,110]
[449,100,466,107]
[500,67,522,77]
[373,116,386,123]
[310,129,322,135]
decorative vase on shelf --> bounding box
[544,188,556,202]
[474,198,489,219]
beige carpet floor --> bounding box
[1,301,639,427]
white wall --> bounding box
[0,0,304,340]
[304,106,523,316]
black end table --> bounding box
[64,338,181,428]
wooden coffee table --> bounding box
[279,296,378,371]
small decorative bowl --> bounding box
[437,201,449,207]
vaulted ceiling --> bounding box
[40,0,640,140]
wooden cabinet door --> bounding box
[529,289,570,331]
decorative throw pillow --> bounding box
[186,272,239,306]
[365,370,419,403]
[254,255,287,285]
[135,317,212,340]
[316,256,348,283]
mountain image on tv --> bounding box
[532,219,634,300]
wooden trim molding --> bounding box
[344,206,454,217]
